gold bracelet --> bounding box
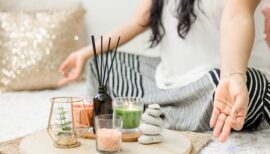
[221,72,247,81]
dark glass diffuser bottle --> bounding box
[92,85,113,133]
[90,35,120,133]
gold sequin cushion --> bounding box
[0,5,85,91]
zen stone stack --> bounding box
[138,104,163,144]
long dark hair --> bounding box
[149,0,198,47]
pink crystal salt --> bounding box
[97,128,122,152]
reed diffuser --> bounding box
[91,35,120,133]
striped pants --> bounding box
[87,52,270,131]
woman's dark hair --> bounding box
[149,0,198,47]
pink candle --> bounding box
[73,104,93,127]
[97,128,122,152]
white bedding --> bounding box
[0,81,87,142]
[0,81,269,153]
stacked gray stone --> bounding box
[138,104,163,144]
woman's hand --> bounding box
[58,47,91,86]
[210,74,248,142]
[215,0,258,142]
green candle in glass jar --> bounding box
[113,97,144,131]
[115,106,143,129]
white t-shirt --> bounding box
[155,0,270,89]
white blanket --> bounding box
[0,82,87,142]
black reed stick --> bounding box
[91,35,101,86]
[106,42,113,95]
[102,37,111,84]
[105,36,121,86]
[100,36,103,84]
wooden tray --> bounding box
[20,129,191,154]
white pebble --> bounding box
[140,123,162,135]
[146,108,162,117]
[142,113,163,126]
[148,104,161,110]
[138,135,163,144]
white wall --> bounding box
[82,0,159,57]
[0,0,160,57]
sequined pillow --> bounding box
[0,5,85,91]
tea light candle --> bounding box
[97,128,122,152]
[73,103,93,127]
[115,104,143,129]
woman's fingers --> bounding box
[213,113,227,138]
[59,55,72,73]
[230,92,248,130]
[58,53,84,86]
[218,116,232,142]
[58,71,80,86]
[58,77,73,87]
[231,116,245,130]
[230,97,244,119]
[210,99,229,128]
[231,108,246,131]
[210,107,221,128]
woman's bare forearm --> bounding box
[220,0,260,78]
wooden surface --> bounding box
[20,129,191,154]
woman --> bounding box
[58,0,270,142]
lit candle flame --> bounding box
[128,102,132,109]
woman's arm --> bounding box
[58,0,151,86]
[82,0,152,58]
[210,0,260,142]
[263,0,270,47]
[220,0,259,76]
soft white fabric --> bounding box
[0,82,87,142]
[201,129,270,154]
[156,0,270,89]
